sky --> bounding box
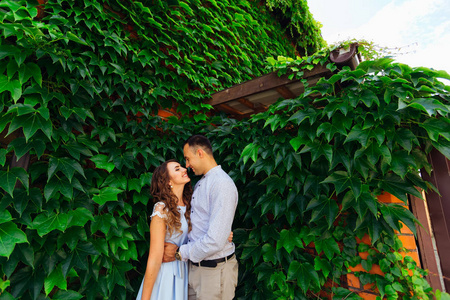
[307,0,450,75]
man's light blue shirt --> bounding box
[179,165,238,262]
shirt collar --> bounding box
[203,165,221,178]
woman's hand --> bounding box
[228,231,233,243]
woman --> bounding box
[136,159,192,299]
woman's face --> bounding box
[167,161,190,187]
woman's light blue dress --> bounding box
[136,202,188,300]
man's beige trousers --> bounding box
[188,255,238,300]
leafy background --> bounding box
[0,0,449,300]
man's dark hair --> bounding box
[184,135,213,156]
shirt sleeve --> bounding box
[180,178,237,262]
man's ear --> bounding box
[197,148,204,158]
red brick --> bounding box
[358,292,379,300]
[377,192,403,203]
[347,274,361,289]
[356,234,371,245]
[399,251,421,267]
[398,235,417,251]
[399,222,414,234]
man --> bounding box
[163,135,239,299]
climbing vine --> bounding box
[232,52,450,299]
[0,0,449,300]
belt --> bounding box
[191,253,235,268]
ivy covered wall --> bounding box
[1,1,449,300]
[0,0,326,299]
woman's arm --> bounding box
[140,211,166,300]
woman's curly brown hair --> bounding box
[150,159,192,236]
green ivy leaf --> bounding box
[260,175,285,194]
[289,136,309,152]
[0,148,7,166]
[0,210,12,225]
[57,227,87,251]
[44,265,67,295]
[240,239,260,265]
[316,115,348,142]
[62,242,99,277]
[8,113,52,141]
[306,195,339,227]
[0,280,10,293]
[0,75,21,102]
[44,176,73,200]
[378,173,422,202]
[51,289,83,300]
[240,143,259,164]
[390,150,416,178]
[407,97,449,117]
[287,260,301,280]
[92,187,122,205]
[314,256,332,278]
[380,203,418,236]
[31,211,70,237]
[19,62,42,86]
[68,208,94,227]
[288,108,318,125]
[48,157,86,183]
[432,138,450,160]
[91,214,118,235]
[277,229,303,254]
[127,178,142,193]
[389,128,419,156]
[344,125,370,147]
[90,154,115,172]
[0,221,27,258]
[0,45,19,60]
[9,137,46,159]
[289,261,319,293]
[359,192,378,218]
[269,271,286,290]
[62,141,93,160]
[331,287,363,300]
[315,237,340,260]
[300,140,333,164]
[0,167,29,197]
[421,118,450,142]
[322,171,362,198]
[66,32,88,46]
[361,89,380,107]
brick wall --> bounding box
[346,192,421,299]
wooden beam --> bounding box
[410,192,443,291]
[276,85,296,99]
[208,64,330,106]
[215,104,244,116]
[421,149,450,291]
[237,98,255,109]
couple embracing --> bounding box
[136,135,239,300]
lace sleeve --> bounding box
[151,202,167,220]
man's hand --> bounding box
[162,242,178,262]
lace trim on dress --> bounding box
[150,202,167,219]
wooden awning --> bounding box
[206,43,360,118]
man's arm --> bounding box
[180,178,237,262]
